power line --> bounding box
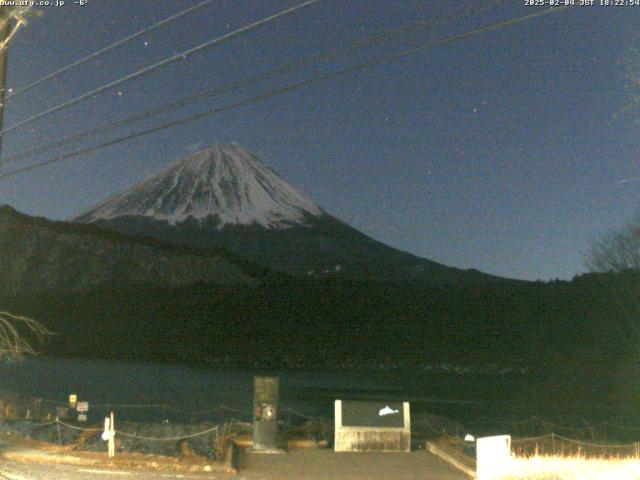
[0,0,324,136]
[0,6,570,181]
[2,0,505,165]
[6,0,218,100]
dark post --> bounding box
[253,376,281,452]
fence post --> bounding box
[56,416,61,445]
[551,433,556,455]
[108,411,115,458]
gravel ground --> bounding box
[0,432,469,480]
[0,462,219,480]
[0,450,468,480]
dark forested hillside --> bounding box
[3,271,638,372]
[2,271,639,418]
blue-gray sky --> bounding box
[0,0,637,281]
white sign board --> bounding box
[76,401,89,412]
[476,435,512,480]
[334,400,411,452]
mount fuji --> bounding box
[76,143,323,230]
[73,143,507,284]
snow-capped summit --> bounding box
[74,143,323,229]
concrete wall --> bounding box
[334,400,411,452]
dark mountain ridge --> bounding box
[0,205,274,293]
[72,143,519,285]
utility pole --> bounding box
[0,6,35,162]
[0,8,11,160]
[0,7,12,160]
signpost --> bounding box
[76,401,89,422]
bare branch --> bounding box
[585,207,640,273]
[0,312,53,362]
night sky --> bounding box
[0,0,637,281]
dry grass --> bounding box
[0,434,222,473]
[501,454,640,480]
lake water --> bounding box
[0,356,541,428]
[0,356,398,422]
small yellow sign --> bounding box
[69,394,77,406]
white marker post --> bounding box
[476,435,511,480]
[102,412,116,458]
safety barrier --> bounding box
[4,392,640,459]
[1,393,327,427]
[412,411,640,443]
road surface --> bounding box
[0,449,469,479]
[237,449,468,480]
